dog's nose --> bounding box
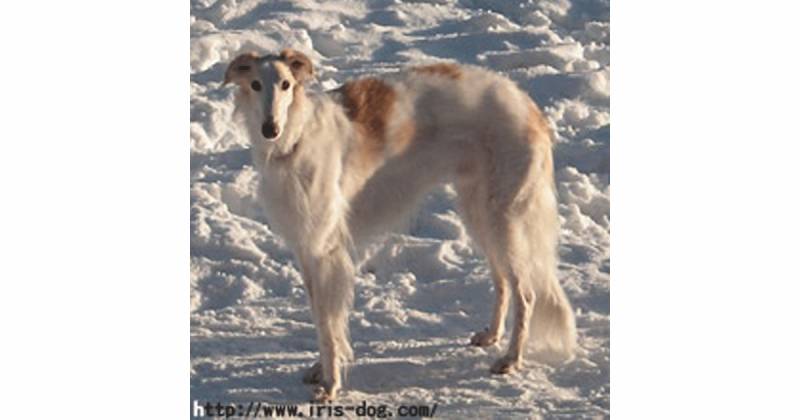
[261,121,279,139]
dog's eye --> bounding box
[281,80,291,91]
[251,81,262,91]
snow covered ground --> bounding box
[191,0,609,417]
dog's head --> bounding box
[224,49,314,142]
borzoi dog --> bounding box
[224,49,576,401]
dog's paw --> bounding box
[311,383,338,402]
[302,361,322,384]
[490,355,520,374]
[470,328,499,347]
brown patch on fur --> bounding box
[340,78,397,153]
[337,78,401,198]
[527,100,555,183]
[388,120,416,156]
[411,63,463,80]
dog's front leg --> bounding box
[304,245,355,401]
[297,256,323,384]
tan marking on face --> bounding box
[279,49,314,84]
[224,52,260,86]
[340,78,397,157]
[411,63,463,80]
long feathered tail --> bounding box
[524,132,577,360]
[529,271,577,359]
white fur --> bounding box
[228,54,576,401]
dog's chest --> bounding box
[256,162,325,242]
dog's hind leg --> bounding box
[488,218,537,374]
[471,136,553,373]
[302,244,355,401]
[469,258,509,347]
[455,177,511,347]
[485,168,572,373]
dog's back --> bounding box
[336,64,554,244]
[335,63,544,156]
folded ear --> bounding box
[280,49,314,84]
[224,52,260,85]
